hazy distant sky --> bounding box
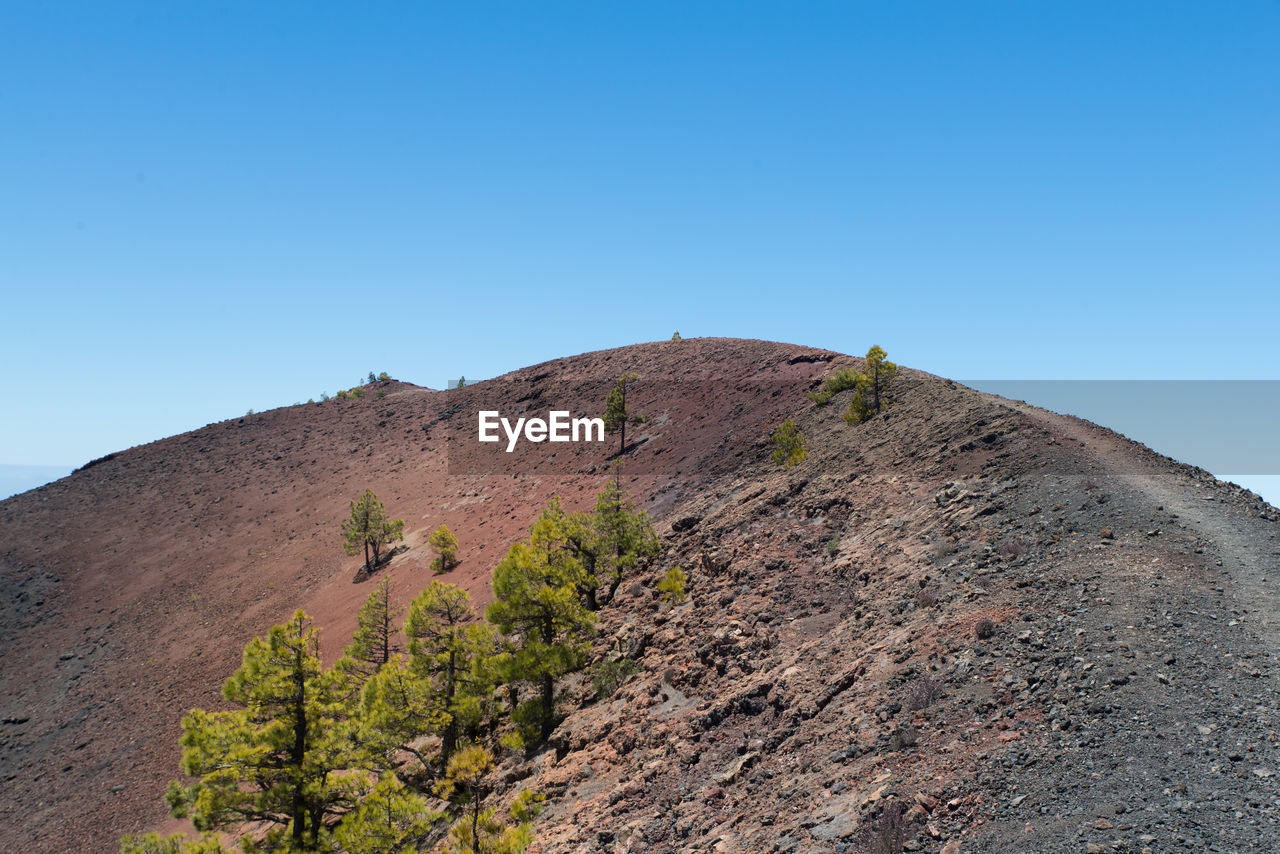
[2,3,1276,490]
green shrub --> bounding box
[377,371,390,381]
[807,369,861,406]
[769,418,807,469]
[658,566,688,604]
[590,657,641,701]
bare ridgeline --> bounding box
[2,337,1279,853]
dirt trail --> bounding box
[966,394,1280,852]
[989,395,1280,652]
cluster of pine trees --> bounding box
[123,480,659,854]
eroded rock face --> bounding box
[4,338,1280,853]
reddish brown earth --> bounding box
[2,337,1279,853]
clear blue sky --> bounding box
[2,1,1277,473]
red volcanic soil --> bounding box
[0,338,832,852]
[4,337,1280,853]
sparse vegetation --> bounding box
[807,368,862,406]
[825,538,841,558]
[930,541,957,562]
[769,418,808,468]
[590,656,641,701]
[341,489,405,573]
[671,331,681,340]
[429,524,460,573]
[854,800,912,854]
[377,371,391,381]
[904,674,945,710]
[658,566,688,604]
[998,537,1028,559]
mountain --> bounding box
[2,338,1278,853]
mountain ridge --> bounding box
[2,337,1278,853]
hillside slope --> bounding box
[2,338,1278,853]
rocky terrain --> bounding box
[2,338,1278,853]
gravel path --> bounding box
[967,397,1280,853]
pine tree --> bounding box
[341,576,401,686]
[166,611,366,851]
[602,372,644,456]
[485,502,595,744]
[361,582,496,774]
[591,478,659,605]
[359,654,447,774]
[529,497,601,611]
[843,346,899,424]
[429,524,460,573]
[404,582,495,766]
[341,489,405,573]
[333,774,441,854]
[435,745,541,854]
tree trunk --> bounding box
[291,645,307,848]
[540,672,554,743]
[540,615,556,742]
[309,805,323,847]
[442,648,458,764]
